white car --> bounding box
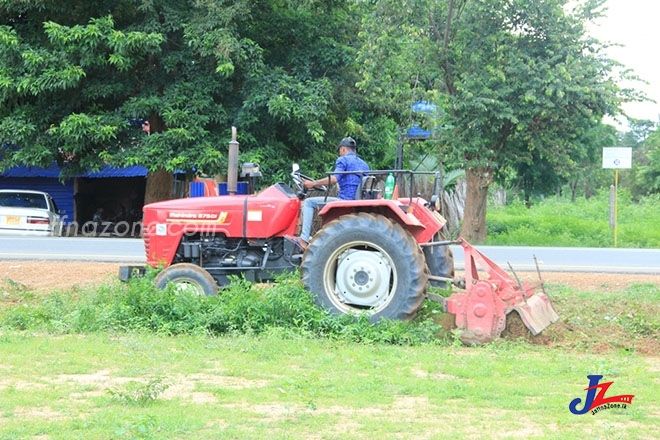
[0,189,63,236]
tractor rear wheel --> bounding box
[154,263,219,296]
[301,213,427,321]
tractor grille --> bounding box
[143,233,151,261]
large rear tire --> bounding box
[154,263,219,296]
[301,213,427,321]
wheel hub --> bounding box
[334,249,392,307]
[172,278,206,296]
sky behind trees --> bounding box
[590,0,660,123]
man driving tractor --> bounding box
[285,136,370,250]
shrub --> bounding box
[0,271,447,346]
[487,190,660,247]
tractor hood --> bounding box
[142,182,301,241]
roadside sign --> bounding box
[602,148,632,247]
[602,147,632,169]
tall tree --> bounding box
[357,0,631,242]
[507,122,617,202]
[0,0,366,202]
[631,124,660,196]
[0,0,238,202]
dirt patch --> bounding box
[1,261,657,293]
[481,271,659,292]
[0,261,123,292]
[437,271,660,353]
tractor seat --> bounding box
[355,175,380,200]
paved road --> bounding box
[0,236,145,263]
[0,236,658,274]
[449,244,660,275]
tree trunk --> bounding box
[144,169,174,205]
[440,178,466,238]
[142,113,175,205]
[460,167,493,243]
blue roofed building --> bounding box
[0,163,149,233]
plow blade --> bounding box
[512,293,559,336]
[443,239,560,345]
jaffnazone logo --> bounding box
[569,375,635,415]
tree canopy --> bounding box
[357,0,637,241]
[0,0,388,184]
[0,0,652,239]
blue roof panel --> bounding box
[1,163,61,178]
[1,163,148,178]
[82,165,148,178]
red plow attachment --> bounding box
[444,240,559,345]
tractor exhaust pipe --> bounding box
[227,126,239,195]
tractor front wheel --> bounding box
[301,213,427,321]
[154,263,219,296]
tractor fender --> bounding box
[317,198,441,244]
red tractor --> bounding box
[125,161,558,345]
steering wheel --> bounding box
[302,173,329,192]
[291,168,328,193]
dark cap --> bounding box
[338,137,357,150]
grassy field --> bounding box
[486,191,660,248]
[1,273,659,439]
[1,191,658,438]
[1,331,657,440]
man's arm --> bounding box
[303,175,337,189]
[303,156,345,189]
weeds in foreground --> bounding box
[0,270,447,346]
[107,378,170,406]
[1,268,658,352]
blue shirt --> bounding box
[333,152,370,200]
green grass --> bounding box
[1,192,658,438]
[0,270,444,345]
[0,331,657,439]
[486,191,660,247]
[1,273,659,439]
